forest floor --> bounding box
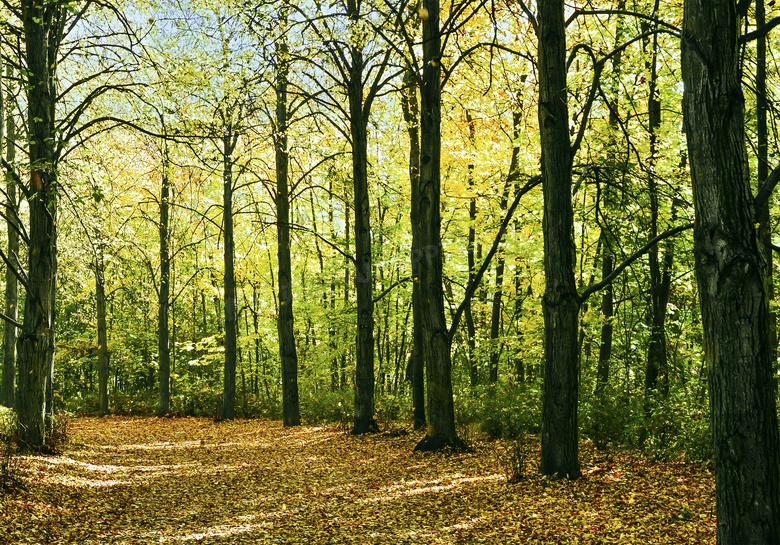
[0,417,715,544]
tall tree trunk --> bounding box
[221,136,238,421]
[643,1,672,419]
[465,110,479,388]
[96,248,110,416]
[538,0,581,479]
[348,3,376,434]
[275,27,300,426]
[402,65,426,430]
[755,0,776,374]
[681,2,780,542]
[157,149,171,417]
[595,229,613,392]
[17,0,61,450]
[2,71,17,409]
[595,5,624,395]
[488,129,516,384]
[414,0,463,452]
[328,179,340,392]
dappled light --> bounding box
[0,417,716,544]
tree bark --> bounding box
[221,135,238,420]
[681,1,780,542]
[414,0,463,452]
[2,71,17,409]
[96,248,110,416]
[275,26,300,426]
[348,0,376,434]
[465,110,479,388]
[538,0,581,479]
[755,0,776,375]
[643,2,672,417]
[157,149,171,417]
[17,0,61,450]
[402,66,426,430]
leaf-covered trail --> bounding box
[0,417,715,544]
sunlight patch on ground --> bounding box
[360,472,503,503]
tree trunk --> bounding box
[17,0,61,450]
[96,249,110,416]
[681,2,780,542]
[157,150,171,417]
[348,8,376,434]
[595,234,613,392]
[221,136,238,421]
[465,110,479,388]
[2,73,17,409]
[538,0,581,479]
[402,66,426,430]
[755,0,776,376]
[275,28,300,426]
[643,2,672,418]
[414,0,463,452]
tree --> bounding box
[273,7,300,427]
[681,1,780,542]
[1,63,18,409]
[536,0,581,479]
[413,0,464,451]
[401,65,425,430]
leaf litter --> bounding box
[0,417,715,544]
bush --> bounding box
[375,393,410,427]
[42,414,70,455]
[643,390,713,463]
[111,392,157,416]
[302,389,353,425]
[456,379,542,440]
[0,407,24,493]
[581,383,639,449]
[494,437,527,483]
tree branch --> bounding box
[448,174,542,341]
[754,162,780,211]
[741,16,780,43]
[579,222,694,302]
[373,276,411,303]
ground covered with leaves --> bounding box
[0,417,715,544]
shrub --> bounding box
[302,389,353,425]
[494,437,527,483]
[42,414,70,455]
[375,393,410,427]
[643,390,713,463]
[0,407,24,493]
[111,392,157,416]
[456,379,542,440]
[580,382,639,449]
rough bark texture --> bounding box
[414,0,463,452]
[275,32,300,427]
[644,4,671,409]
[95,250,110,416]
[221,137,238,421]
[17,0,61,449]
[538,0,581,479]
[402,66,426,430]
[348,0,376,434]
[157,156,171,417]
[681,2,780,542]
[465,110,479,388]
[755,0,777,371]
[2,79,17,409]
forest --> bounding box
[0,0,778,543]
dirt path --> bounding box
[0,417,715,544]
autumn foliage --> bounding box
[0,417,715,544]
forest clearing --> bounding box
[0,417,715,544]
